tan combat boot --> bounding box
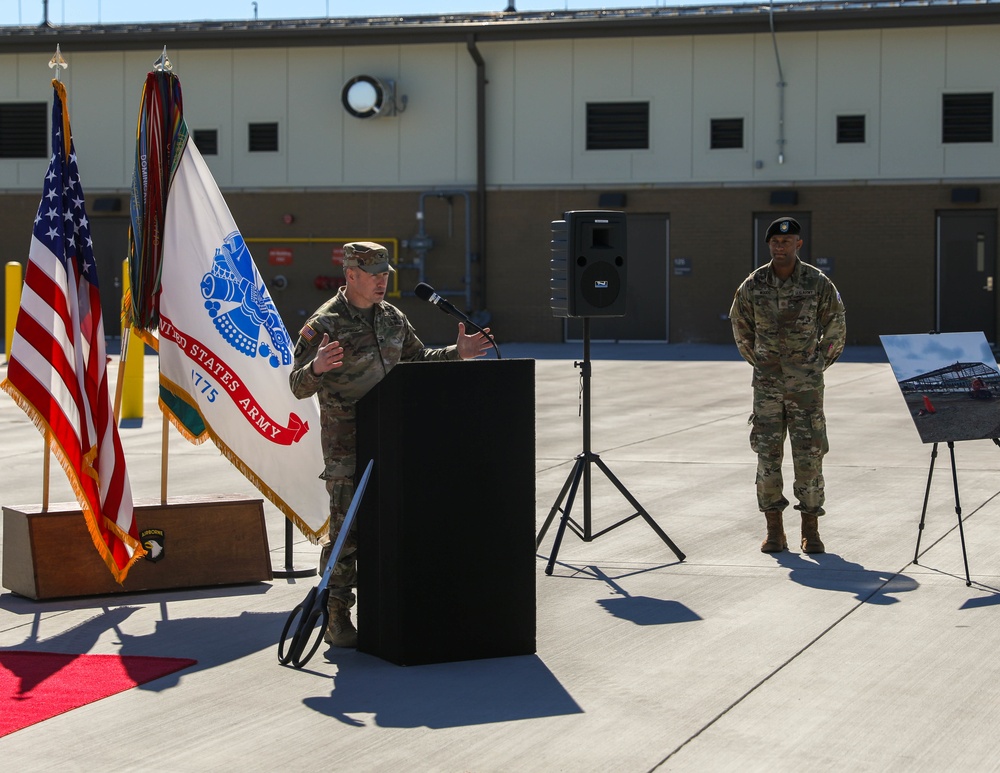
[761,510,787,553]
[324,598,358,648]
[801,513,825,554]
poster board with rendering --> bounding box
[880,331,1000,444]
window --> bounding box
[836,115,866,144]
[586,102,649,150]
[710,118,744,149]
[0,102,47,158]
[248,122,279,152]
[193,129,218,156]
[943,93,993,143]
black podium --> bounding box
[356,358,536,665]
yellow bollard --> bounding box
[5,261,22,364]
[119,259,145,423]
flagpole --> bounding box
[161,412,169,504]
[154,46,171,73]
[38,45,66,513]
[42,438,50,511]
[151,46,173,507]
[113,326,129,423]
[48,44,66,81]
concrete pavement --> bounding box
[3,343,1000,771]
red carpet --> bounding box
[0,651,197,737]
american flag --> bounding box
[1,81,143,582]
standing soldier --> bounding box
[290,242,493,647]
[730,217,846,554]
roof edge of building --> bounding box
[1,1,999,52]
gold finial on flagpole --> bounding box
[153,46,173,72]
[48,45,67,81]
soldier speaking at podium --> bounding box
[730,218,846,556]
[289,242,493,647]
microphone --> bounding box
[413,282,501,359]
[414,282,471,324]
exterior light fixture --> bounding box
[341,75,406,119]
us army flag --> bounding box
[158,138,329,539]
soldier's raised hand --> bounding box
[311,333,345,374]
[456,323,494,360]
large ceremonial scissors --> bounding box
[278,459,373,669]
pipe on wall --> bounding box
[769,0,787,164]
[466,35,488,313]
[413,190,473,312]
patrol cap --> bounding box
[343,241,395,274]
[764,217,802,242]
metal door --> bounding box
[565,213,668,342]
[937,210,997,343]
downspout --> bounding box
[466,35,488,314]
[768,0,786,165]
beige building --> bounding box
[1,1,999,346]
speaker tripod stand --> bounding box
[536,319,685,575]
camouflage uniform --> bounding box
[290,284,460,606]
[730,258,846,516]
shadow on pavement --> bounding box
[304,651,582,728]
[773,550,919,604]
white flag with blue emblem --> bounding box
[158,139,328,539]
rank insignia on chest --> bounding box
[778,299,789,309]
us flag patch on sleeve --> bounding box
[300,324,317,342]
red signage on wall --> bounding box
[269,247,293,266]
[331,246,345,266]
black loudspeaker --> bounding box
[551,209,627,318]
[356,359,536,666]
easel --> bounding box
[912,438,1000,587]
[535,319,685,575]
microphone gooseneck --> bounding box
[412,282,501,359]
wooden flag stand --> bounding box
[2,496,271,600]
[2,327,274,600]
